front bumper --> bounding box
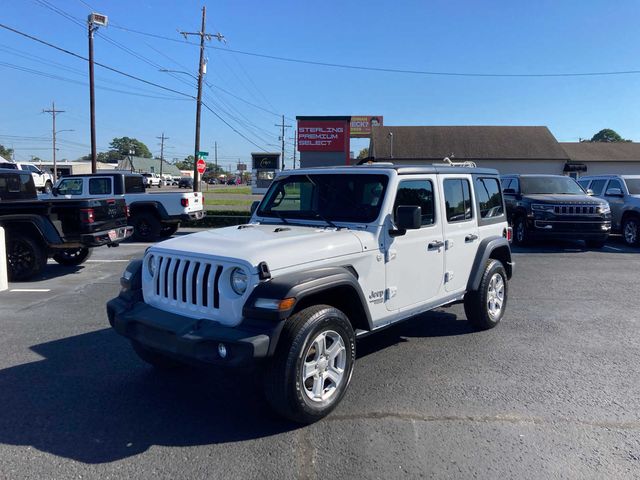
[107,296,282,367]
[528,217,611,239]
[81,226,133,246]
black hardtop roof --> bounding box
[60,171,142,178]
[292,164,499,176]
[0,167,24,174]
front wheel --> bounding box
[513,216,529,246]
[264,305,355,424]
[464,259,508,331]
[159,223,179,238]
[52,247,92,265]
[622,216,639,246]
[6,234,47,281]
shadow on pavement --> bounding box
[0,329,295,464]
[511,236,639,254]
[33,263,84,281]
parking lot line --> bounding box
[86,260,130,263]
[9,289,51,293]
[604,245,623,252]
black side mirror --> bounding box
[391,205,421,236]
[250,200,260,215]
[51,187,59,196]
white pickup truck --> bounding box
[52,172,205,240]
[0,160,55,193]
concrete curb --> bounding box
[0,226,7,292]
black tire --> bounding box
[264,304,356,424]
[43,181,53,194]
[131,340,186,369]
[585,238,607,249]
[6,234,47,281]
[159,223,179,238]
[52,247,92,265]
[513,216,530,246]
[621,215,640,246]
[464,259,508,331]
[131,212,161,241]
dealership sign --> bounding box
[350,116,383,138]
[298,121,347,152]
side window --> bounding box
[89,177,111,195]
[57,178,83,195]
[606,179,623,194]
[394,180,435,226]
[500,178,512,190]
[444,179,473,223]
[7,175,21,192]
[577,179,590,190]
[589,179,606,195]
[124,176,145,193]
[474,177,504,218]
[27,165,39,173]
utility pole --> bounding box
[43,101,65,181]
[291,135,297,169]
[214,141,218,177]
[180,7,225,192]
[87,13,107,173]
[275,115,291,171]
[157,133,169,179]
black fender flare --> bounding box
[243,266,373,330]
[128,201,170,221]
[466,236,513,292]
[0,214,63,246]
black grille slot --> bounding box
[201,264,212,307]
[191,263,201,305]
[213,265,223,309]
[181,260,190,302]
[163,259,171,298]
[155,257,164,296]
[172,259,180,300]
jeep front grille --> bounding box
[552,204,598,215]
[153,255,223,309]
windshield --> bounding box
[258,173,389,223]
[520,176,585,195]
[625,179,640,195]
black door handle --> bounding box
[465,234,478,242]
[428,240,444,250]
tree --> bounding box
[174,155,195,170]
[109,137,152,158]
[357,147,370,160]
[0,144,14,160]
[590,129,631,143]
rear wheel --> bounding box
[622,216,639,246]
[43,181,53,194]
[52,247,92,265]
[264,305,355,424]
[159,223,179,238]
[464,259,508,330]
[131,212,161,241]
[6,234,47,281]
[131,340,185,369]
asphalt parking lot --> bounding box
[0,233,639,479]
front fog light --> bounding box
[218,343,227,359]
[230,267,248,295]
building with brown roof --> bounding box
[560,142,640,176]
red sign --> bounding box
[350,116,383,138]
[196,158,206,174]
[298,121,348,152]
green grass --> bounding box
[206,186,251,194]
[205,198,253,206]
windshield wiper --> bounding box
[268,210,290,224]
[303,174,340,229]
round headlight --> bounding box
[147,255,156,276]
[230,267,248,295]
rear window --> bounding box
[625,178,640,195]
[89,177,111,195]
[57,178,84,195]
[474,177,504,218]
[444,178,473,222]
[124,175,145,193]
[0,173,35,198]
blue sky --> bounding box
[1,0,639,166]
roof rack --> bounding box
[433,156,477,168]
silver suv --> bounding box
[578,175,640,246]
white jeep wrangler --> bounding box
[107,164,513,423]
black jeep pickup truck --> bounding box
[501,174,611,248]
[0,168,133,280]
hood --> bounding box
[523,194,603,204]
[151,224,364,271]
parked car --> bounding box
[501,174,611,248]
[207,178,218,185]
[226,177,237,185]
[0,160,55,193]
[142,173,162,188]
[108,163,513,423]
[178,177,193,189]
[0,167,132,281]
[52,172,205,241]
[578,175,640,246]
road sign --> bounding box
[197,151,209,158]
[197,158,206,174]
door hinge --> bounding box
[385,287,397,300]
[385,249,397,262]
[444,271,454,283]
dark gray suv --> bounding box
[578,175,640,246]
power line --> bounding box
[201,102,267,152]
[107,23,640,78]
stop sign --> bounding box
[196,158,206,175]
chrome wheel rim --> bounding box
[487,273,505,320]
[624,220,637,244]
[516,221,525,243]
[302,330,346,403]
